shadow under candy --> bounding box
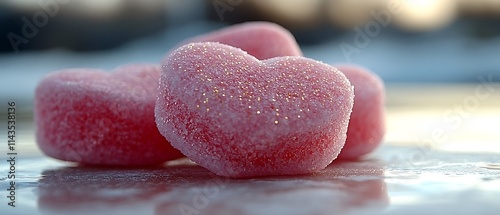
[37,159,388,215]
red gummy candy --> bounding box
[181,21,302,60]
[35,64,183,166]
[335,65,386,160]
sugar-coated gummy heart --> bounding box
[181,21,302,60]
[35,64,184,166]
[156,42,354,178]
[334,65,385,160]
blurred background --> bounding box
[0,0,499,152]
[1,0,500,102]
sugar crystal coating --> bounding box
[334,65,386,159]
[156,42,354,177]
[34,64,183,166]
[179,21,302,60]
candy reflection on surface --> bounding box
[37,159,387,215]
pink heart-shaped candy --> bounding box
[35,64,183,166]
[155,43,354,177]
